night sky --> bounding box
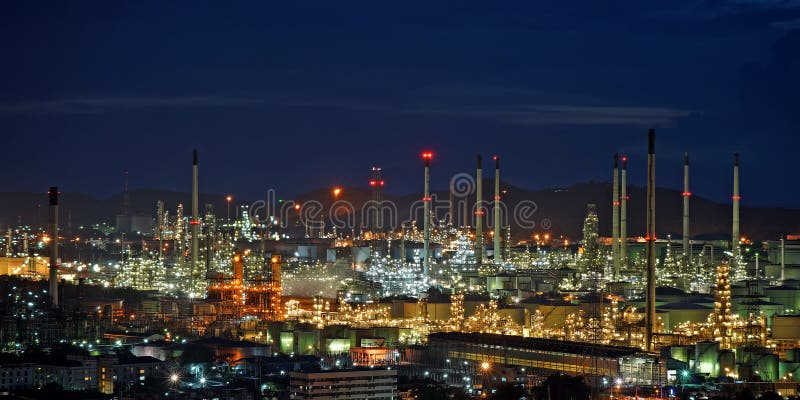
[1,2,798,207]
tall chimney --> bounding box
[191,150,200,295]
[645,129,656,352]
[682,153,691,268]
[48,187,59,307]
[620,155,628,269]
[781,237,785,281]
[449,184,455,227]
[422,152,432,275]
[612,154,620,280]
[475,154,483,265]
[493,156,502,263]
[732,153,740,278]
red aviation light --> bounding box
[612,201,620,206]
[379,180,385,186]
[474,210,485,215]
[369,180,377,187]
[732,195,741,201]
[421,152,434,160]
[422,197,432,201]
[682,192,692,197]
[494,196,501,200]
[189,220,200,225]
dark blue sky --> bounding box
[1,2,799,206]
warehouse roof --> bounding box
[427,332,642,358]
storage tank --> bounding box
[670,345,691,363]
[718,350,735,377]
[695,341,720,376]
[786,348,800,362]
[753,353,779,382]
[738,347,779,382]
[779,361,800,382]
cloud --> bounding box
[0,96,266,115]
[404,84,694,126]
[406,104,694,127]
[0,93,694,127]
[771,17,800,29]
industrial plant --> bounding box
[1,130,799,400]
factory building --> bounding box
[426,332,664,385]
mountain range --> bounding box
[1,181,797,241]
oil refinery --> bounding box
[2,130,800,399]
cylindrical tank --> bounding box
[670,346,690,363]
[786,348,800,362]
[718,350,735,377]
[695,341,720,376]
[752,353,779,382]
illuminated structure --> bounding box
[712,261,733,349]
[581,203,602,284]
[422,152,432,276]
[620,155,628,270]
[207,253,283,320]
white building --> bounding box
[289,369,397,400]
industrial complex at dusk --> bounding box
[2,2,800,400]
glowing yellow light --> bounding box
[333,187,342,196]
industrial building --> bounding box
[288,368,397,399]
[426,332,663,385]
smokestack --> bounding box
[612,154,620,280]
[645,129,656,352]
[449,184,455,227]
[732,153,740,278]
[191,149,200,296]
[422,152,432,275]
[781,237,785,281]
[48,186,59,307]
[620,155,628,269]
[493,156,502,263]
[475,154,483,265]
[682,153,691,268]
